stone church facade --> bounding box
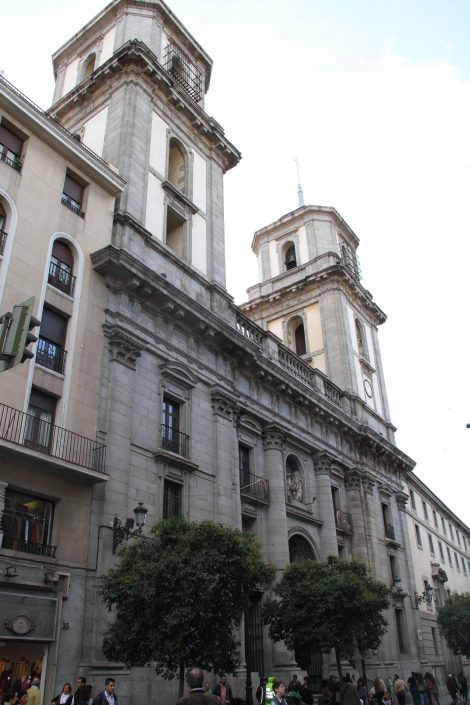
[1,2,469,704]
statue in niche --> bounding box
[287,469,304,502]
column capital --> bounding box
[395,491,409,511]
[262,425,286,450]
[344,468,362,491]
[210,386,239,421]
[104,324,145,370]
[313,452,333,476]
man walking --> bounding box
[73,678,86,705]
[176,668,222,705]
[92,678,117,705]
[26,679,40,705]
[212,676,233,705]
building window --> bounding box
[0,119,24,171]
[294,321,307,356]
[161,395,189,458]
[395,609,408,654]
[37,307,68,374]
[25,389,57,451]
[431,626,440,655]
[389,555,398,584]
[462,556,467,575]
[449,524,455,542]
[239,444,251,490]
[439,541,445,562]
[163,479,182,518]
[415,524,422,548]
[433,510,438,529]
[168,137,186,193]
[62,170,85,216]
[382,504,395,541]
[1,488,55,557]
[428,534,435,555]
[355,318,369,360]
[284,243,297,270]
[48,240,75,296]
[422,500,429,521]
[447,546,453,566]
[441,516,447,535]
[165,205,186,258]
[287,315,307,356]
[456,530,461,547]
[82,53,96,80]
[410,490,416,511]
[455,551,459,570]
[463,536,467,552]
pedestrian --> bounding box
[288,677,301,694]
[175,668,222,705]
[416,674,428,705]
[424,673,439,705]
[76,685,92,705]
[272,682,287,705]
[7,693,29,705]
[340,676,361,705]
[256,678,267,705]
[458,674,468,703]
[91,679,116,705]
[52,683,73,705]
[321,680,333,705]
[204,684,213,696]
[26,679,41,705]
[357,678,368,705]
[393,675,408,705]
[73,679,86,705]
[300,677,313,705]
[447,674,459,705]
[212,676,233,705]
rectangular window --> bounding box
[464,536,468,552]
[0,119,24,170]
[442,517,447,535]
[62,170,85,216]
[462,557,467,575]
[428,534,435,555]
[163,478,182,518]
[37,307,68,374]
[456,530,461,547]
[1,487,55,557]
[239,444,251,490]
[409,490,416,510]
[449,524,455,542]
[161,395,188,458]
[25,389,57,451]
[165,205,186,258]
[422,500,429,521]
[331,486,340,514]
[395,609,408,653]
[389,555,398,584]
[382,504,395,541]
[431,626,440,655]
[415,524,422,547]
[433,510,438,529]
[439,541,445,562]
[455,551,459,570]
[447,546,453,566]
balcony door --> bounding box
[24,390,56,452]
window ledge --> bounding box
[162,180,199,214]
[154,447,199,471]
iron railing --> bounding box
[336,510,353,532]
[61,193,84,217]
[36,337,67,374]
[0,150,22,172]
[339,240,361,281]
[1,535,57,558]
[48,259,76,296]
[163,43,203,102]
[0,402,106,472]
[161,423,190,458]
[0,229,6,256]
[384,523,396,541]
[240,471,269,503]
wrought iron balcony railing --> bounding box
[240,471,270,503]
[384,522,396,541]
[163,43,203,103]
[61,193,84,217]
[339,240,361,281]
[36,337,67,374]
[0,229,7,256]
[48,259,76,296]
[161,423,190,459]
[1,535,56,558]
[0,402,106,472]
[0,149,22,172]
[335,510,353,532]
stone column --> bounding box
[395,491,421,661]
[0,481,7,546]
[211,387,240,528]
[314,452,338,559]
[360,472,380,576]
[344,469,370,566]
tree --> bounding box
[438,592,470,658]
[99,516,273,695]
[263,556,391,678]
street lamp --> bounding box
[112,502,148,553]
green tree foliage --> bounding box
[438,592,470,658]
[99,517,273,685]
[263,556,391,676]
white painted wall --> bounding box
[267,317,283,341]
[191,213,207,274]
[268,239,278,278]
[82,107,109,157]
[145,172,165,240]
[99,26,116,66]
[62,58,80,97]
[298,224,308,265]
[192,149,206,212]
[149,111,168,176]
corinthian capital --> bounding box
[262,425,285,451]
[313,452,333,476]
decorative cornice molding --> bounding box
[210,386,239,421]
[103,324,145,369]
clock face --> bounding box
[363,378,373,398]
[7,615,34,635]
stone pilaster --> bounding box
[395,490,421,661]
[262,425,289,571]
[344,469,369,566]
[314,452,338,559]
[211,388,240,527]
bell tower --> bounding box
[241,204,393,424]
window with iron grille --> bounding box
[49,240,75,296]
[25,389,56,451]
[163,479,182,518]
[37,307,68,374]
[62,170,86,216]
[1,487,55,557]
[0,119,24,171]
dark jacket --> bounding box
[212,684,233,705]
[176,691,222,705]
[52,695,73,705]
[92,692,118,705]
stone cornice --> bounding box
[49,40,240,173]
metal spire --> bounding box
[294,158,304,207]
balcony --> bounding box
[36,337,67,374]
[0,229,6,256]
[1,534,56,558]
[163,43,203,103]
[0,402,106,475]
[240,471,270,504]
[335,510,353,532]
[339,240,361,282]
[61,193,84,217]
[48,259,76,297]
[0,149,22,172]
[161,423,190,459]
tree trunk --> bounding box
[179,663,185,698]
[335,649,343,682]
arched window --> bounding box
[286,454,304,503]
[287,315,307,356]
[82,54,96,80]
[295,322,306,356]
[168,138,186,193]
[0,203,7,256]
[355,318,369,360]
[284,243,297,270]
[289,534,315,563]
[48,240,75,296]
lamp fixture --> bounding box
[414,584,434,608]
[112,502,148,553]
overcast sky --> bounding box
[3,0,469,524]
